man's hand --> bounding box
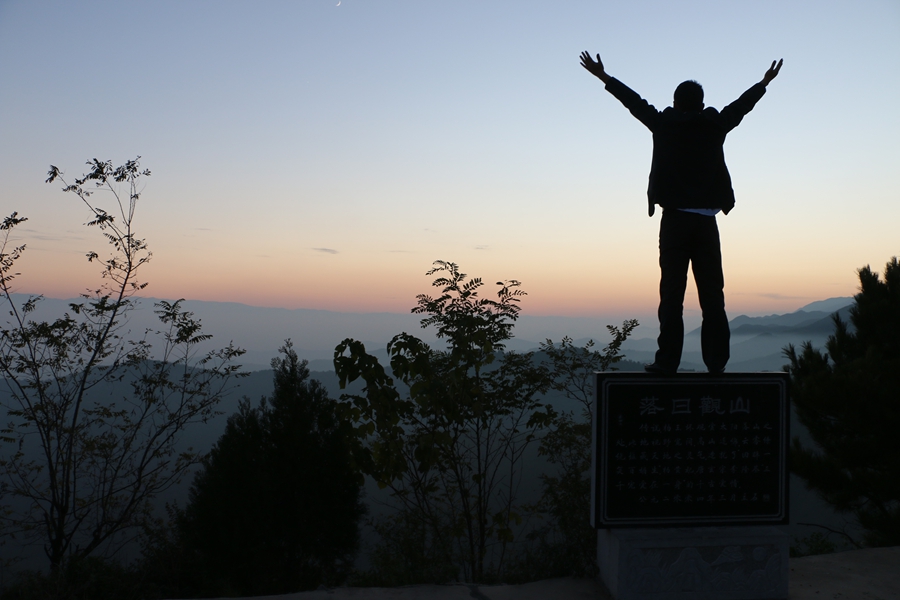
[761,59,783,86]
[580,51,610,84]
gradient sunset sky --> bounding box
[1,0,898,325]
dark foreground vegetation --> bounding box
[785,256,900,548]
[1,159,896,598]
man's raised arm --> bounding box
[760,58,784,87]
[580,51,611,84]
[581,51,660,131]
[717,59,783,132]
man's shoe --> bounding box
[644,363,676,376]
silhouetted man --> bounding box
[580,52,782,375]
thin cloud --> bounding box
[22,233,64,242]
[313,247,338,255]
[474,245,489,251]
[17,228,87,243]
[735,292,809,301]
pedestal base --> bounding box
[597,527,789,600]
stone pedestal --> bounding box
[597,526,789,600]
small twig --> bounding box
[797,522,863,549]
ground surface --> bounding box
[177,546,899,600]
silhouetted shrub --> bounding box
[1,557,142,600]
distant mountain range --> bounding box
[700,297,855,370]
[6,295,854,373]
[452,296,853,374]
[12,292,850,459]
[616,297,854,372]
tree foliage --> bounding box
[0,159,244,571]
[784,257,900,546]
[518,325,638,578]
[335,261,557,583]
[168,340,365,596]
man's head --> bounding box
[674,80,704,112]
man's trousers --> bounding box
[654,209,730,373]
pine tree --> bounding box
[175,341,365,595]
[784,257,900,546]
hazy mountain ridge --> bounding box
[619,297,854,372]
[5,294,853,373]
[2,295,650,371]
[699,298,854,335]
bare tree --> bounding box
[0,158,244,570]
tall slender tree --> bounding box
[0,159,244,571]
[335,261,557,583]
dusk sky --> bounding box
[2,1,898,327]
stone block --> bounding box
[597,526,789,600]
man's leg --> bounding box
[692,215,730,373]
[654,210,691,372]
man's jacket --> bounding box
[605,77,766,216]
